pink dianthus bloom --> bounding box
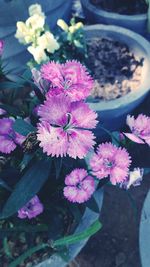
[40,60,93,101]
[90,142,131,185]
[37,94,97,159]
[0,118,25,154]
[124,114,150,146]
[18,196,44,219]
[63,168,95,203]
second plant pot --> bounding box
[81,0,148,35]
[84,24,150,139]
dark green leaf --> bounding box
[3,237,13,259]
[0,158,52,219]
[0,81,23,89]
[86,196,100,213]
[13,119,35,136]
[52,219,102,247]
[54,158,62,179]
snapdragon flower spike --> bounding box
[124,114,150,146]
[90,142,131,185]
[0,118,25,154]
[63,168,95,203]
[18,195,44,219]
[40,60,94,102]
[37,94,97,158]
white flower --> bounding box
[15,21,32,44]
[37,31,60,54]
[69,22,83,34]
[127,168,144,189]
[57,19,69,32]
[26,14,45,31]
[27,45,48,64]
[29,4,45,18]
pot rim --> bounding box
[81,0,147,21]
[84,24,150,111]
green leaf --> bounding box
[52,219,102,247]
[8,243,49,267]
[13,119,36,136]
[86,196,100,213]
[144,168,150,175]
[3,237,13,259]
[0,81,23,90]
[0,158,52,219]
[54,157,62,179]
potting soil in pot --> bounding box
[90,0,148,15]
[87,38,144,100]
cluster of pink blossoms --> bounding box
[39,60,93,102]
[37,93,97,158]
[90,143,131,185]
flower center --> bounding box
[104,159,114,168]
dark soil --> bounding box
[87,38,143,100]
[90,0,148,15]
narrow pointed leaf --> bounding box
[0,158,52,219]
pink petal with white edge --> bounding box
[0,135,16,154]
[123,132,144,144]
[110,166,129,185]
[37,122,68,157]
[38,94,70,126]
[76,189,89,203]
[82,176,95,195]
[71,101,98,129]
[63,186,78,202]
[68,129,96,159]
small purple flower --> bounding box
[0,118,25,154]
[18,195,44,219]
[63,168,95,203]
[124,114,150,146]
[0,40,4,56]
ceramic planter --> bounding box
[35,188,103,267]
[140,187,150,267]
[81,0,147,35]
[84,24,150,138]
[0,0,73,74]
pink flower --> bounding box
[0,108,6,116]
[63,168,95,203]
[37,94,97,158]
[18,196,44,219]
[0,118,25,154]
[90,143,131,185]
[0,40,4,56]
[40,60,93,101]
[124,114,150,146]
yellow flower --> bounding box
[37,32,60,54]
[57,19,69,32]
[27,45,48,64]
